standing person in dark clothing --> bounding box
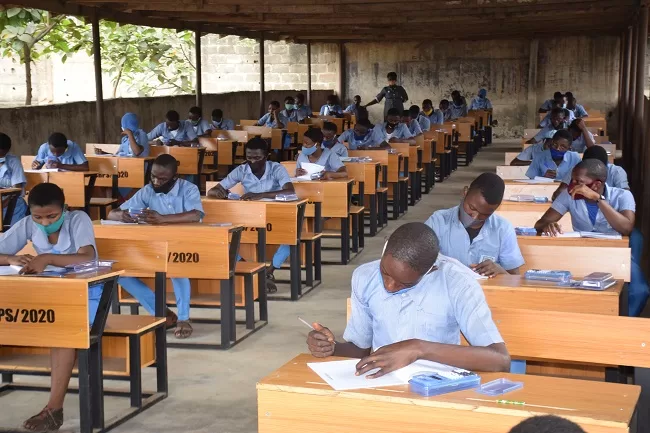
[365,72,409,119]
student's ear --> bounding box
[462,186,468,197]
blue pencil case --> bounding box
[409,372,481,397]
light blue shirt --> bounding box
[186,119,212,136]
[319,105,344,117]
[416,114,431,132]
[120,179,204,217]
[344,104,360,116]
[322,140,348,158]
[469,97,492,110]
[515,143,544,162]
[442,108,452,121]
[570,132,595,153]
[297,148,344,172]
[147,121,197,144]
[209,119,235,131]
[35,141,87,165]
[342,259,504,351]
[526,149,581,182]
[117,130,150,157]
[374,122,414,142]
[540,99,556,111]
[532,125,564,143]
[279,109,300,126]
[449,102,468,119]
[406,119,423,136]
[425,206,525,271]
[220,161,291,194]
[607,164,629,189]
[295,105,312,120]
[551,186,635,234]
[0,154,26,191]
[257,113,281,128]
[569,104,588,118]
[338,128,383,149]
[422,110,444,125]
[540,110,575,128]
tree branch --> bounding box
[30,15,64,48]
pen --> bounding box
[298,317,336,344]
[496,400,525,405]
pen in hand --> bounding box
[298,316,336,345]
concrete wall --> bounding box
[0,90,332,156]
[345,35,620,137]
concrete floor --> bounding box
[0,140,519,433]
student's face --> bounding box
[268,104,276,113]
[462,189,499,227]
[380,254,427,293]
[569,168,602,195]
[422,102,432,111]
[296,96,304,106]
[245,148,267,171]
[440,101,449,110]
[567,98,577,109]
[212,113,223,122]
[550,138,571,152]
[353,96,361,104]
[354,124,369,136]
[166,120,180,131]
[388,79,397,86]
[302,136,318,148]
[150,164,176,191]
[323,129,336,141]
[401,115,411,124]
[188,112,201,122]
[48,145,67,157]
[550,113,565,128]
[327,100,335,107]
[386,115,400,127]
[30,204,64,227]
[452,93,461,103]
[285,99,295,108]
[0,147,9,158]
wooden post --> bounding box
[195,27,202,108]
[259,33,266,117]
[338,42,346,104]
[633,5,648,180]
[306,41,312,107]
[626,22,638,162]
[526,39,539,129]
[620,29,631,149]
[91,10,105,143]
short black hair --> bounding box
[153,154,179,174]
[245,137,269,153]
[189,106,202,116]
[48,132,68,148]
[422,99,433,106]
[384,222,439,274]
[565,91,574,99]
[284,96,295,104]
[440,99,450,105]
[356,118,373,129]
[353,94,361,100]
[509,415,586,433]
[322,121,338,133]
[401,109,411,118]
[386,108,401,117]
[550,107,566,117]
[553,129,573,142]
[387,71,397,81]
[468,172,505,205]
[0,133,11,151]
[295,93,305,101]
[270,101,280,109]
[583,145,609,165]
[575,159,608,182]
[326,94,339,104]
[166,110,180,122]
[409,105,420,117]
[211,108,223,119]
[569,118,583,132]
[451,90,461,98]
[304,127,323,143]
[28,183,65,209]
[554,91,564,99]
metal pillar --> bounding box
[91,10,105,143]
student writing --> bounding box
[525,129,581,181]
[208,108,235,132]
[296,128,348,180]
[187,106,211,137]
[0,133,28,226]
[148,110,198,146]
[374,108,416,146]
[321,122,348,158]
[337,119,382,149]
[32,132,89,172]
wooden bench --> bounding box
[0,187,22,232]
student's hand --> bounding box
[296,168,308,176]
[575,118,586,131]
[388,137,400,143]
[355,339,421,379]
[7,254,34,267]
[121,211,137,223]
[321,172,337,181]
[32,160,42,170]
[121,128,133,137]
[540,222,563,237]
[168,139,180,147]
[307,323,336,358]
[46,160,60,169]
[543,169,557,179]
[19,255,51,275]
[470,260,506,278]
[153,139,164,146]
[141,209,166,225]
[525,138,535,144]
[241,192,264,201]
[94,147,109,155]
[207,187,228,200]
[570,184,600,201]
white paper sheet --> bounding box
[513,177,555,184]
[24,169,60,173]
[580,232,622,240]
[0,265,68,276]
[294,162,325,181]
[100,220,138,225]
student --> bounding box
[410,105,430,132]
[449,90,468,119]
[319,94,344,117]
[306,222,510,374]
[569,118,595,152]
[565,92,589,118]
[439,99,452,121]
[539,101,575,128]
[0,133,28,225]
[321,122,348,158]
[257,101,284,128]
[526,107,567,144]
[148,110,198,146]
[344,95,362,116]
[187,106,211,137]
[539,91,566,113]
[425,173,524,277]
[509,141,545,166]
[279,96,302,125]
[296,128,348,180]
[526,129,581,181]
[469,88,493,111]
[96,112,149,158]
[375,108,416,145]
[365,72,409,119]
[534,159,648,316]
[108,154,204,338]
[208,109,235,132]
[421,99,444,125]
[207,138,295,293]
[401,109,423,137]
[32,132,89,172]
[509,415,586,433]
[294,93,312,120]
[0,183,101,432]
[337,118,382,149]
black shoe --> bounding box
[266,273,278,294]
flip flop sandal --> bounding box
[174,321,193,339]
[23,407,63,432]
[266,274,278,294]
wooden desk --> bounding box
[23,171,98,210]
[390,142,422,206]
[349,150,404,220]
[504,180,559,201]
[345,161,381,236]
[87,155,153,189]
[496,165,528,180]
[496,201,572,228]
[198,137,238,168]
[149,145,205,179]
[257,354,640,433]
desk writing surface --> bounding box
[504,180,559,200]
[0,187,21,201]
[258,354,639,433]
[345,161,379,195]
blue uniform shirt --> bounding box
[374,122,414,142]
[469,97,493,110]
[209,119,235,131]
[532,125,565,143]
[121,179,204,217]
[147,121,197,144]
[319,105,344,117]
[297,148,344,172]
[117,130,150,157]
[421,110,444,126]
[295,105,312,120]
[322,139,348,158]
[570,132,594,153]
[278,109,300,126]
[607,164,629,189]
[425,206,525,271]
[343,259,504,351]
[35,141,87,165]
[551,186,635,234]
[515,143,544,162]
[406,119,423,136]
[540,99,556,111]
[417,114,431,132]
[187,119,211,136]
[0,154,26,190]
[257,113,281,128]
[540,110,575,128]
[344,104,360,116]
[220,161,291,194]
[569,104,588,118]
[449,102,468,119]
[526,149,581,182]
[338,128,383,149]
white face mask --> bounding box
[121,127,125,132]
[169,129,179,138]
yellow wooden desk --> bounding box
[0,187,22,231]
[149,145,204,177]
[345,160,382,236]
[504,180,559,201]
[349,150,404,220]
[496,201,573,228]
[390,142,422,206]
[257,354,640,433]
[86,155,154,190]
[23,171,98,210]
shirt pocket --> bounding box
[416,307,454,341]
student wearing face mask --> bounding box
[0,133,27,226]
[439,99,452,122]
[258,101,284,128]
[526,107,567,144]
[410,105,431,132]
[96,112,149,158]
[526,129,581,181]
[568,118,595,153]
[539,91,566,113]
[148,110,198,146]
[375,108,416,145]
[186,106,211,137]
[337,119,382,149]
[425,173,524,278]
[421,99,444,126]
[108,154,204,338]
[539,101,575,128]
[208,109,235,132]
[319,95,344,118]
[279,96,302,125]
[535,159,648,316]
[344,95,362,116]
[365,72,409,119]
[294,93,312,120]
[469,88,493,111]
[565,92,589,118]
[305,222,510,375]
[296,128,348,180]
[321,122,348,158]
[401,109,423,137]
[33,132,89,172]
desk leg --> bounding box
[128,335,142,408]
[314,239,322,282]
[634,367,650,433]
[351,215,359,253]
[408,174,415,206]
[154,272,167,318]
[78,349,92,433]
[89,340,104,429]
[369,195,377,236]
[259,268,268,322]
[305,241,314,287]
[391,183,399,220]
[220,278,233,349]
[155,323,168,394]
[1,373,12,383]
[244,274,255,329]
[290,245,301,300]
[341,217,350,265]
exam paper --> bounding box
[25,168,60,173]
[294,162,325,181]
[513,177,555,184]
[100,220,138,225]
[0,265,68,276]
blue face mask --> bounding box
[302,145,318,156]
[550,148,566,159]
[353,132,368,142]
[34,211,66,236]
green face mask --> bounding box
[35,212,66,236]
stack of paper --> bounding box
[291,162,325,181]
[25,168,60,173]
[0,265,68,276]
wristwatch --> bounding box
[596,194,606,203]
